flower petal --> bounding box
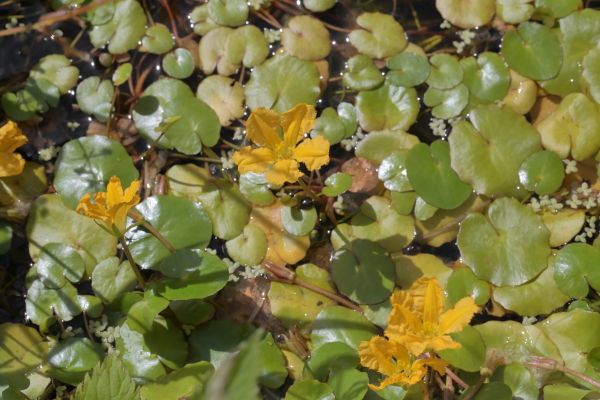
[265,159,303,186]
[76,193,111,224]
[105,176,125,209]
[0,121,27,153]
[232,146,277,174]
[423,278,444,329]
[123,179,141,204]
[292,136,330,171]
[438,296,479,335]
[0,152,25,177]
[282,103,316,147]
[386,304,422,340]
[419,357,449,375]
[245,108,282,149]
[427,335,461,353]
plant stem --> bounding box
[118,236,145,289]
[128,210,177,253]
[525,357,600,390]
[445,367,469,390]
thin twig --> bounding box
[119,236,145,289]
[128,210,177,253]
[445,367,469,390]
[525,357,600,390]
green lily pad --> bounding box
[423,84,469,120]
[224,25,269,68]
[303,0,336,12]
[313,105,356,145]
[390,191,417,216]
[239,172,276,205]
[132,78,221,154]
[141,23,174,55]
[282,16,331,61]
[377,151,411,192]
[0,323,47,383]
[356,83,419,132]
[448,104,541,197]
[126,294,169,334]
[552,243,600,298]
[268,263,335,327]
[583,47,600,104]
[331,239,396,305]
[169,300,214,326]
[162,48,195,79]
[543,384,591,400]
[414,197,438,221]
[53,135,139,209]
[496,0,535,24]
[91,257,136,304]
[26,194,117,271]
[446,267,490,306]
[199,27,238,76]
[47,338,104,385]
[322,173,352,196]
[426,54,463,90]
[386,52,430,87]
[518,150,565,195]
[26,279,81,331]
[490,363,538,400]
[494,267,570,316]
[36,243,85,289]
[190,5,218,36]
[501,70,537,115]
[406,141,472,210]
[311,306,377,350]
[75,77,114,122]
[436,0,496,28]
[355,130,420,163]
[286,380,335,400]
[226,224,267,266]
[438,326,486,372]
[196,76,245,126]
[112,63,132,85]
[140,362,214,400]
[394,253,452,289]
[535,0,581,19]
[501,22,562,81]
[458,197,551,286]
[30,54,79,95]
[350,195,415,252]
[461,53,510,103]
[307,342,359,381]
[537,93,600,161]
[116,323,166,382]
[281,206,318,236]
[207,0,248,27]
[328,368,369,400]
[128,195,213,269]
[343,55,384,91]
[89,0,146,54]
[152,250,229,300]
[1,89,39,121]
[349,12,407,59]
[245,54,321,112]
[143,316,189,370]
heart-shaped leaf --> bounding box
[518,150,565,195]
[89,0,146,54]
[343,55,384,91]
[75,77,114,122]
[552,243,600,298]
[349,12,407,59]
[356,82,419,132]
[386,52,430,87]
[282,16,331,61]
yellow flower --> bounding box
[0,121,28,177]
[232,104,330,186]
[386,277,479,356]
[359,336,447,390]
[76,176,141,234]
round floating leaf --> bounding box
[307,342,359,381]
[281,206,318,236]
[343,55,384,91]
[302,0,336,12]
[141,316,188,369]
[132,78,221,154]
[116,323,166,381]
[501,70,537,115]
[331,239,396,305]
[26,279,81,331]
[535,0,581,19]
[112,62,132,85]
[390,191,417,216]
[356,83,419,132]
[435,0,496,28]
[268,263,335,328]
[322,172,352,197]
[190,4,218,36]
[311,306,377,350]
[355,130,420,163]
[328,368,368,400]
[552,243,600,298]
[207,0,248,27]
[406,141,471,210]
[91,257,136,304]
[313,108,347,144]
[414,197,437,221]
[496,0,535,24]
[170,300,214,326]
[377,151,411,192]
[199,27,238,76]
[386,52,430,87]
[446,267,490,306]
[224,25,269,68]
[350,196,415,252]
[458,197,551,286]
[491,363,538,400]
[30,54,78,94]
[583,47,600,104]
[126,295,169,334]
[36,243,85,289]
[89,0,146,54]
[501,22,562,81]
[128,195,213,269]
[543,209,585,247]
[0,323,47,382]
[518,150,564,195]
[188,320,254,367]
[226,224,267,266]
[423,84,469,119]
[162,48,195,79]
[75,77,114,122]
[153,250,229,300]
[197,76,244,126]
[140,361,214,400]
[26,194,117,270]
[53,136,138,209]
[245,55,321,112]
[438,326,486,372]
[537,93,600,161]
[141,23,174,55]
[285,380,335,400]
[468,382,513,400]
[282,16,331,61]
[448,104,541,197]
[461,53,510,103]
[543,384,591,400]
[494,267,570,316]
[47,338,104,384]
[349,12,407,59]
[394,253,452,289]
[426,54,463,90]
[1,90,38,121]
